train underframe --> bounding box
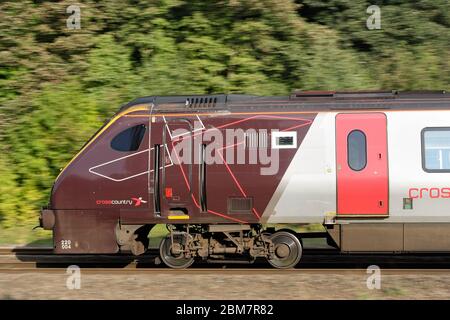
[43,207,450,269]
[116,222,450,269]
[116,223,303,269]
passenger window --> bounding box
[111,124,146,152]
[347,130,367,171]
[422,128,450,171]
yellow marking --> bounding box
[168,215,190,220]
[125,110,315,117]
[55,105,149,181]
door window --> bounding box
[347,130,367,171]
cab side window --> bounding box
[111,124,146,152]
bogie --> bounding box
[158,224,302,269]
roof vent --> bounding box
[185,97,218,108]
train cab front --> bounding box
[37,103,153,254]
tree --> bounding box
[0,0,448,230]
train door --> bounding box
[336,113,389,216]
[151,117,203,219]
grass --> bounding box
[149,224,169,248]
[381,287,406,297]
[0,222,52,246]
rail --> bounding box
[2,247,450,272]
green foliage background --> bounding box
[0,0,449,239]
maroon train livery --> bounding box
[39,91,450,268]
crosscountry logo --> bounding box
[96,197,147,206]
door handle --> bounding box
[199,144,207,212]
[153,144,161,215]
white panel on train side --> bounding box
[263,112,337,223]
[387,110,450,222]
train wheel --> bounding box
[159,235,194,269]
[267,231,302,269]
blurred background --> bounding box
[0,0,449,244]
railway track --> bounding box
[0,246,159,270]
[2,267,450,276]
[2,247,450,273]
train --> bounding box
[39,90,450,268]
